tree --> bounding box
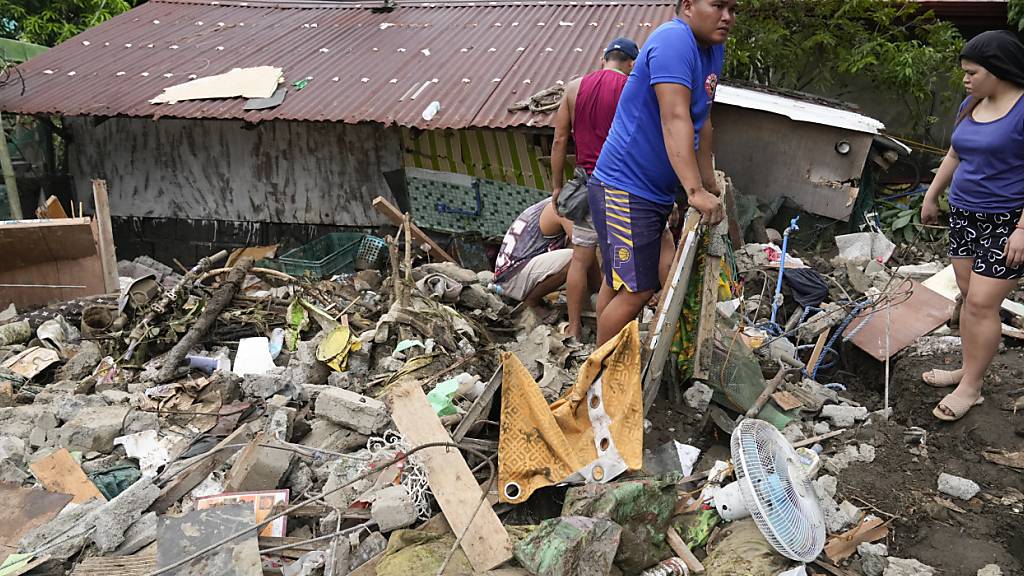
[0,0,146,47]
[1011,0,1024,32]
[725,0,964,134]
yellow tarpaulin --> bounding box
[498,320,643,504]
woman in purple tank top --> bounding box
[920,31,1024,421]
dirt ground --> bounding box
[839,345,1024,575]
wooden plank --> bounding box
[388,380,512,572]
[372,196,456,263]
[845,280,953,361]
[0,254,107,308]
[71,554,157,576]
[666,527,705,573]
[771,390,804,411]
[806,330,830,374]
[91,180,119,294]
[28,448,105,504]
[452,368,502,443]
[36,195,68,219]
[0,218,96,269]
[0,483,73,557]
[691,256,722,381]
[151,423,254,513]
[643,209,702,414]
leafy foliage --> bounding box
[878,191,948,245]
[1011,0,1024,33]
[0,0,145,47]
[725,0,964,131]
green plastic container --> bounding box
[257,232,364,278]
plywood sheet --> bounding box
[846,280,954,361]
[29,448,105,504]
[71,554,156,576]
[0,218,96,271]
[0,483,73,557]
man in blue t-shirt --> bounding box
[588,0,735,345]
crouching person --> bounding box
[494,199,573,317]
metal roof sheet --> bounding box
[0,0,676,129]
[0,0,889,133]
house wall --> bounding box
[712,106,874,221]
[67,117,404,226]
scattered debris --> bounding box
[937,472,980,501]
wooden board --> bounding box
[373,196,456,263]
[36,195,68,220]
[71,554,157,576]
[91,180,119,294]
[845,280,953,361]
[388,381,512,572]
[29,448,105,504]
[0,483,73,557]
[691,256,722,381]
[0,218,96,270]
[643,209,702,413]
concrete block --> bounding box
[100,390,133,404]
[57,405,129,452]
[123,409,160,436]
[57,341,103,381]
[91,476,161,552]
[315,388,389,435]
[977,565,1002,576]
[937,472,980,500]
[782,422,806,444]
[349,532,388,572]
[0,405,57,442]
[300,419,367,454]
[820,404,868,428]
[370,485,418,532]
[224,435,295,493]
[291,335,330,386]
[813,421,831,435]
[883,558,935,576]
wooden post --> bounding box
[0,111,22,220]
[691,256,722,381]
[372,196,456,263]
[91,180,119,294]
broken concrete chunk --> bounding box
[820,404,868,428]
[300,419,368,454]
[514,516,622,576]
[114,511,158,555]
[349,531,388,572]
[0,458,28,483]
[315,388,389,435]
[57,340,103,381]
[57,405,129,452]
[782,422,806,444]
[91,476,161,552]
[937,472,980,501]
[0,434,26,465]
[19,496,105,560]
[100,389,133,404]
[825,443,876,474]
[0,405,58,442]
[683,382,714,412]
[370,485,418,532]
[224,435,295,493]
[813,421,831,435]
[240,366,289,398]
[883,557,935,576]
[859,542,889,576]
[53,393,110,423]
[291,335,331,386]
[977,565,1003,576]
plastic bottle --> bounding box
[638,557,689,576]
[488,282,504,296]
[269,327,285,359]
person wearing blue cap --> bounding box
[550,36,640,340]
[587,0,736,345]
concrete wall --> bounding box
[67,117,404,227]
[713,106,874,221]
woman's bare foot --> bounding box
[922,368,963,388]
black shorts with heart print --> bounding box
[948,204,1024,280]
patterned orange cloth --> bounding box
[498,320,643,504]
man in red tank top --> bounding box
[551,38,638,340]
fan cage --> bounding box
[731,418,826,562]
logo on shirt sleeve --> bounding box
[705,73,719,99]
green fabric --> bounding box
[672,507,721,550]
[513,516,622,576]
[89,463,141,500]
[561,475,681,574]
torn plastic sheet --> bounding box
[114,430,173,477]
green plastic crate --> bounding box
[257,232,364,278]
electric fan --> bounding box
[713,419,826,563]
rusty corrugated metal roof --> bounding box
[0,0,674,129]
